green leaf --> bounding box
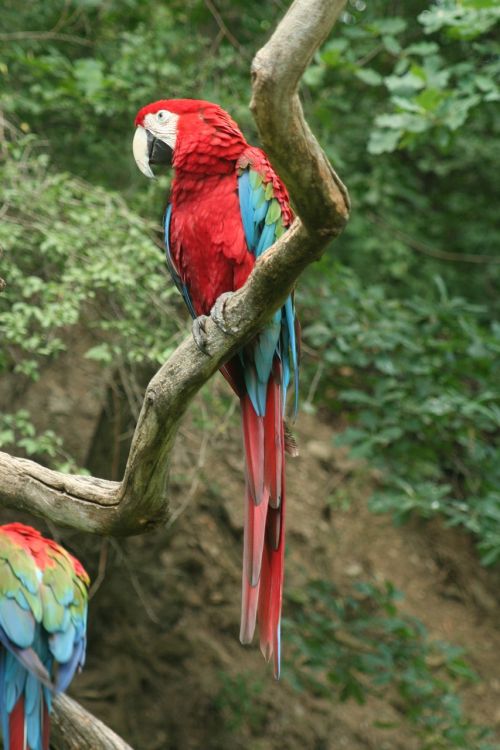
[355,68,383,86]
[367,128,402,154]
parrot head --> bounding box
[133,98,246,177]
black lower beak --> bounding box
[147,130,173,168]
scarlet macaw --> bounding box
[133,99,299,677]
[0,523,89,749]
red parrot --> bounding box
[133,99,299,677]
[0,523,89,749]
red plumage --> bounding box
[7,696,50,750]
[2,523,87,579]
[135,99,297,676]
[8,698,25,750]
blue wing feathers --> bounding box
[54,637,85,692]
[237,167,299,417]
[0,598,35,648]
[164,204,197,319]
[238,171,256,250]
[255,222,276,258]
[284,297,299,416]
[25,673,41,749]
[0,536,89,750]
[49,623,76,664]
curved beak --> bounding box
[133,126,173,179]
[133,126,154,178]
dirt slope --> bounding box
[2,387,500,749]
[73,401,500,748]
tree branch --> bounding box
[368,212,500,264]
[250,0,350,231]
[0,31,92,46]
[0,0,349,539]
[51,695,134,750]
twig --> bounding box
[369,213,500,264]
[355,43,384,68]
[88,539,109,599]
[0,31,92,46]
[166,418,211,529]
[110,539,161,625]
[305,360,325,407]
[203,0,247,55]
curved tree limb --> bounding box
[0,0,349,539]
[51,695,134,750]
[250,0,350,230]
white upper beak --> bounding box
[133,126,154,179]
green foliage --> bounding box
[0,410,62,458]
[0,137,180,465]
[309,0,499,154]
[301,267,500,564]
[0,139,179,375]
[284,579,498,749]
[293,0,500,568]
[303,0,500,307]
[213,672,266,733]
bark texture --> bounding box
[51,695,134,750]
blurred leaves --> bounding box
[0,137,181,466]
[301,266,500,564]
[309,0,500,154]
[284,579,498,749]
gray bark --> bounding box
[51,695,134,750]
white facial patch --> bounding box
[144,110,179,150]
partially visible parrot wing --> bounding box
[0,524,89,750]
[41,542,89,692]
[236,150,299,416]
[164,203,197,319]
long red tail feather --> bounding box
[42,700,50,750]
[239,373,286,678]
[8,691,51,750]
[9,697,25,750]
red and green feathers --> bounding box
[0,524,89,750]
[134,99,299,677]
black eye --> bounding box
[157,110,168,122]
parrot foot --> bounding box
[211,292,238,336]
[192,315,210,354]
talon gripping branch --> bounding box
[133,99,300,677]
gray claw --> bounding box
[210,291,238,335]
[192,315,210,354]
